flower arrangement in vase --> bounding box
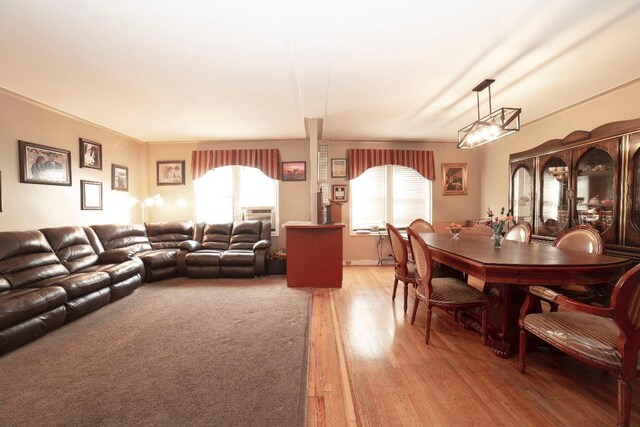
[485,207,513,247]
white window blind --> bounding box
[351,166,386,229]
[350,165,431,231]
[392,166,430,228]
[195,166,278,231]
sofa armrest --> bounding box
[98,248,137,264]
[253,239,271,251]
[179,240,202,252]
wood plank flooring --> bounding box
[307,265,640,426]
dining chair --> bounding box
[519,263,640,427]
[386,223,417,313]
[406,227,489,345]
[504,222,532,243]
[553,225,603,303]
[408,218,435,233]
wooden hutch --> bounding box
[509,118,640,260]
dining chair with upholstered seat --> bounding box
[553,225,603,303]
[408,218,435,234]
[504,222,532,243]
[519,263,640,427]
[386,223,417,313]
[406,227,489,345]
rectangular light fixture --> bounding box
[457,79,521,149]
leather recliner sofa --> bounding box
[0,220,271,355]
[0,227,144,355]
[179,220,271,278]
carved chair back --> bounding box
[553,225,603,254]
[409,218,435,234]
[406,227,433,294]
[386,223,409,276]
[504,222,532,243]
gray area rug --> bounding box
[0,276,312,427]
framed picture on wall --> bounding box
[79,138,102,170]
[331,158,348,178]
[81,180,103,210]
[332,184,347,202]
[157,160,185,185]
[111,164,129,191]
[282,161,306,181]
[442,163,468,196]
[18,140,72,186]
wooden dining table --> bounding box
[417,232,630,357]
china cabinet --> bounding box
[509,118,640,259]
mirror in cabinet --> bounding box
[539,155,570,236]
[574,147,616,240]
[511,162,534,225]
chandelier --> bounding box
[457,79,521,149]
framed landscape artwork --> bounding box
[442,163,468,196]
[19,140,72,186]
[81,180,103,210]
[79,138,102,170]
[331,158,348,178]
[112,164,129,191]
[157,160,185,185]
[282,161,306,181]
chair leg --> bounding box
[392,278,398,301]
[618,377,632,427]
[410,298,420,325]
[481,305,487,346]
[518,329,527,373]
[403,282,409,313]
[425,304,433,345]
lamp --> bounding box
[457,79,521,149]
[141,193,164,223]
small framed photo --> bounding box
[157,160,185,185]
[19,140,72,186]
[282,161,306,181]
[331,158,348,178]
[81,180,103,210]
[79,138,102,170]
[332,184,347,202]
[442,163,468,196]
[112,164,129,191]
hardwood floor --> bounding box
[307,265,640,426]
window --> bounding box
[350,165,431,231]
[194,166,279,233]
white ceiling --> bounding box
[1,1,639,142]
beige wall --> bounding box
[326,140,480,262]
[479,79,640,217]
[146,139,310,250]
[0,91,144,231]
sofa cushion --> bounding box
[0,231,69,289]
[138,249,178,269]
[146,221,194,249]
[220,250,255,266]
[28,272,111,300]
[40,226,99,273]
[0,287,67,329]
[90,224,152,253]
[80,259,143,283]
[202,223,232,250]
[229,221,262,250]
[185,251,222,266]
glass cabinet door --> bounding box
[540,157,570,234]
[575,148,615,234]
[512,165,533,224]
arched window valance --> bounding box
[192,149,281,180]
[348,148,435,180]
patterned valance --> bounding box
[192,149,281,180]
[348,149,435,180]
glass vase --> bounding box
[491,226,503,248]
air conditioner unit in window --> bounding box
[242,207,275,231]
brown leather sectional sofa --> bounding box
[0,220,271,355]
